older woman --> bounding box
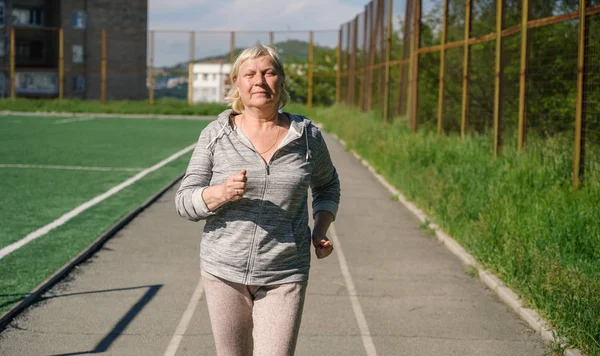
[175,44,340,356]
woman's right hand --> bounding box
[223,169,247,201]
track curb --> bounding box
[328,133,583,356]
[0,173,185,331]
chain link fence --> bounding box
[339,0,600,188]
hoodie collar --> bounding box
[209,109,311,152]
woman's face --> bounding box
[235,56,282,111]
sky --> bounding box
[148,0,368,67]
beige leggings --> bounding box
[201,270,308,356]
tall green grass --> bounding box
[316,105,600,355]
[0,98,227,116]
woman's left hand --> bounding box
[312,235,334,259]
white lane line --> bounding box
[164,277,205,356]
[329,223,378,356]
[55,117,98,124]
[0,164,144,172]
[0,143,196,260]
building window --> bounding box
[72,45,84,64]
[16,40,44,59]
[0,37,5,57]
[12,8,44,27]
[73,10,87,30]
[202,73,208,81]
[74,75,85,93]
[0,0,6,27]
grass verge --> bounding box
[0,98,227,116]
[315,104,600,356]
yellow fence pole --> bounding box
[346,22,352,104]
[101,29,107,104]
[188,31,195,106]
[518,0,530,151]
[573,0,587,189]
[383,0,393,122]
[367,1,381,111]
[230,32,235,63]
[10,28,15,100]
[149,31,155,105]
[398,0,411,117]
[460,0,472,139]
[493,0,504,159]
[406,1,415,129]
[437,0,449,134]
[59,28,64,100]
[359,8,367,111]
[336,29,342,104]
[307,31,314,109]
[411,0,421,132]
[351,16,359,107]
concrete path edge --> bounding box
[0,173,185,331]
[328,133,584,356]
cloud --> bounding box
[149,0,211,13]
[149,0,362,31]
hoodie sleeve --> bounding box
[310,126,341,220]
[175,126,218,221]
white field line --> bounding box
[0,164,144,172]
[164,277,205,356]
[329,223,378,356]
[0,143,196,261]
[55,117,97,124]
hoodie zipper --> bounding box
[238,117,305,284]
[243,156,270,285]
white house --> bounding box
[192,63,232,103]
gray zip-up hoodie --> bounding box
[175,109,340,285]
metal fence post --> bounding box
[307,31,314,109]
[351,16,359,107]
[101,29,107,104]
[230,32,235,63]
[149,31,155,105]
[397,0,411,117]
[406,0,415,128]
[383,0,393,122]
[410,0,421,132]
[460,0,472,139]
[10,28,15,100]
[59,28,64,100]
[336,29,342,104]
[188,31,195,106]
[367,1,381,112]
[493,0,505,158]
[359,8,368,111]
[518,0,530,150]
[437,0,449,134]
[574,0,588,189]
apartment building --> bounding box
[0,0,147,100]
[192,62,232,103]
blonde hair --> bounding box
[226,44,290,113]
